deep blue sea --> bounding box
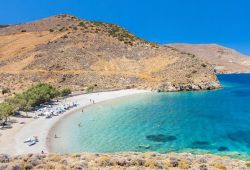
[51,74,250,160]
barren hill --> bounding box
[0,14,220,92]
[169,44,250,73]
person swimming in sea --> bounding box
[78,123,82,127]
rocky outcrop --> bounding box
[0,14,220,92]
[0,153,248,170]
[155,81,220,92]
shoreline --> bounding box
[47,91,149,153]
[0,89,149,156]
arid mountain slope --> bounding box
[169,44,250,73]
[0,14,220,92]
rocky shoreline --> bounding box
[0,152,249,170]
[155,81,221,92]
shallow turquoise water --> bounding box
[51,74,250,160]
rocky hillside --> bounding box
[169,44,250,73]
[0,14,220,92]
[0,152,248,170]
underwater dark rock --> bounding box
[192,141,210,145]
[217,146,229,151]
[146,134,177,142]
[190,141,210,149]
[232,90,250,97]
[227,130,250,144]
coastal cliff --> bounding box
[0,14,220,92]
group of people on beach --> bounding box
[40,97,97,155]
[90,99,95,104]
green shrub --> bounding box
[60,88,71,97]
[2,88,11,95]
[78,21,86,27]
[59,27,65,32]
[86,85,95,93]
[192,70,197,74]
[246,162,250,167]
[201,63,207,67]
[105,24,153,46]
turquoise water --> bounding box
[51,74,250,160]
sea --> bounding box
[50,74,250,160]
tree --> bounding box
[0,102,14,127]
[3,83,70,116]
[19,83,60,109]
[6,94,27,111]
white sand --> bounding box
[0,89,148,155]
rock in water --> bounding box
[146,134,177,142]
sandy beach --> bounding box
[0,89,149,156]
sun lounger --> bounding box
[28,140,36,146]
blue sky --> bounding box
[1,0,250,55]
